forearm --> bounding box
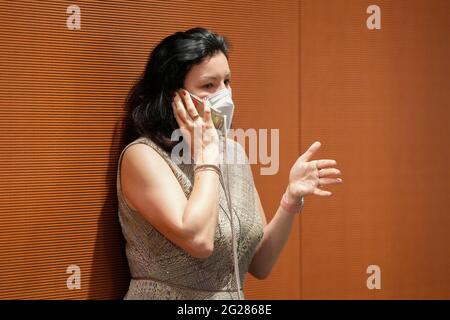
[182,170,220,244]
[249,200,298,279]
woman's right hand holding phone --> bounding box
[172,89,220,166]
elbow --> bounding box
[170,221,215,258]
[178,210,215,259]
[186,236,214,259]
[249,262,270,280]
[250,270,270,280]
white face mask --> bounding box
[205,86,234,133]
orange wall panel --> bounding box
[0,0,300,299]
[0,0,448,300]
[300,0,450,299]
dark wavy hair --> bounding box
[123,27,231,152]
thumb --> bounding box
[299,141,321,162]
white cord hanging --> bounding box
[217,132,243,300]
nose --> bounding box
[216,81,230,92]
[217,82,227,91]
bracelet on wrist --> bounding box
[280,192,304,214]
[193,164,221,176]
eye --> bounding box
[225,79,231,85]
[203,83,214,89]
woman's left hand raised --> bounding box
[286,141,343,202]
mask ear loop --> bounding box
[217,131,243,300]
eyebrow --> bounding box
[200,73,231,80]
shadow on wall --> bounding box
[87,120,133,299]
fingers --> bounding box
[178,89,200,122]
[172,91,190,125]
[318,167,341,177]
[316,159,337,169]
[313,188,332,196]
[313,176,342,197]
[295,141,343,197]
[314,168,343,197]
[318,177,343,186]
[300,141,321,162]
[172,99,183,125]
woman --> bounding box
[116,27,343,300]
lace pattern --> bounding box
[116,136,264,300]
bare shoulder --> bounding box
[121,143,169,180]
[120,142,180,212]
[122,142,164,165]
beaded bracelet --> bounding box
[280,192,304,214]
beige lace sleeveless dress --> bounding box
[116,135,264,300]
